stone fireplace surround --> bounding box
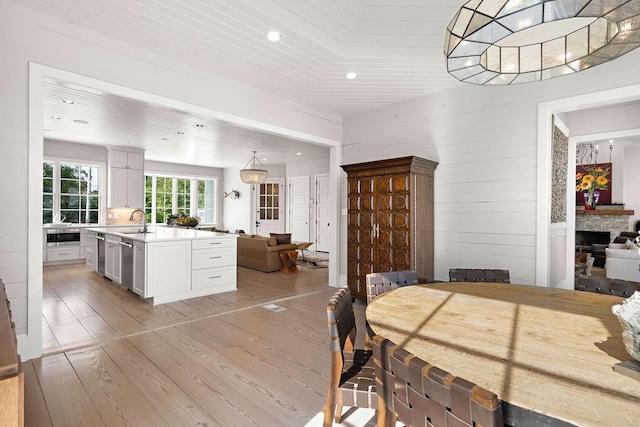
[576,211,634,243]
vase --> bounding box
[583,191,600,210]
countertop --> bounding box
[85,225,237,243]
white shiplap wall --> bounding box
[342,48,640,285]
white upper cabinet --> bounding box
[107,147,145,208]
[110,150,144,170]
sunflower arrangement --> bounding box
[576,165,610,207]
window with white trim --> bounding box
[145,175,218,224]
[42,160,101,224]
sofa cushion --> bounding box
[270,233,292,245]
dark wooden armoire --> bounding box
[341,156,438,301]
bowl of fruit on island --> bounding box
[168,215,200,227]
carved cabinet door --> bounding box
[347,177,375,297]
[375,174,411,273]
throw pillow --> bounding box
[270,233,292,245]
[267,237,278,246]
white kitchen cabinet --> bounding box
[108,167,144,208]
[107,147,144,208]
[132,241,146,297]
[110,150,144,170]
[47,247,80,262]
[79,228,87,260]
[104,235,122,284]
[191,238,236,293]
[85,230,98,271]
[146,240,191,297]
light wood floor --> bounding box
[28,261,373,426]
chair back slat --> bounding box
[327,287,356,353]
[575,276,640,297]
[449,268,510,283]
[372,335,503,427]
[366,270,419,303]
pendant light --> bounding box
[239,151,268,184]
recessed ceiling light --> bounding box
[266,31,282,42]
[195,124,204,128]
[296,152,302,156]
[177,131,184,135]
[262,158,267,161]
[62,99,75,104]
[345,72,358,80]
[51,115,61,120]
[73,119,88,125]
[128,141,135,144]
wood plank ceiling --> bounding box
[14,0,464,116]
[13,0,468,167]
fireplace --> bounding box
[575,231,610,247]
[576,231,610,268]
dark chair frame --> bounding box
[324,287,377,426]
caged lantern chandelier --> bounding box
[239,151,268,185]
[445,0,640,86]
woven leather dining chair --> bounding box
[324,287,377,426]
[372,334,503,427]
[365,270,419,350]
[366,270,419,303]
[449,268,510,283]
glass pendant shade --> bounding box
[240,151,268,184]
[445,0,640,85]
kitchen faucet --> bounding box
[129,209,148,233]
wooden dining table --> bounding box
[366,282,640,427]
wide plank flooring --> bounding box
[28,261,377,426]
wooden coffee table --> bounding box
[279,250,298,274]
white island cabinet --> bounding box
[88,226,237,304]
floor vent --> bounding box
[262,304,286,312]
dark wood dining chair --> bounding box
[372,334,503,427]
[324,287,377,426]
[449,268,510,283]
[575,275,640,297]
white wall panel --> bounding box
[343,46,640,284]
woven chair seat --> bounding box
[339,349,377,408]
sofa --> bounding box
[605,246,640,282]
[236,234,298,272]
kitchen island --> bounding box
[86,225,237,304]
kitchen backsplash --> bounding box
[107,208,145,225]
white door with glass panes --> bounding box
[254,180,284,236]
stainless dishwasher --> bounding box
[120,238,133,291]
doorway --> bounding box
[27,64,342,359]
[537,84,640,288]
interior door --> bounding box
[255,179,284,236]
[315,174,330,252]
[288,175,310,242]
